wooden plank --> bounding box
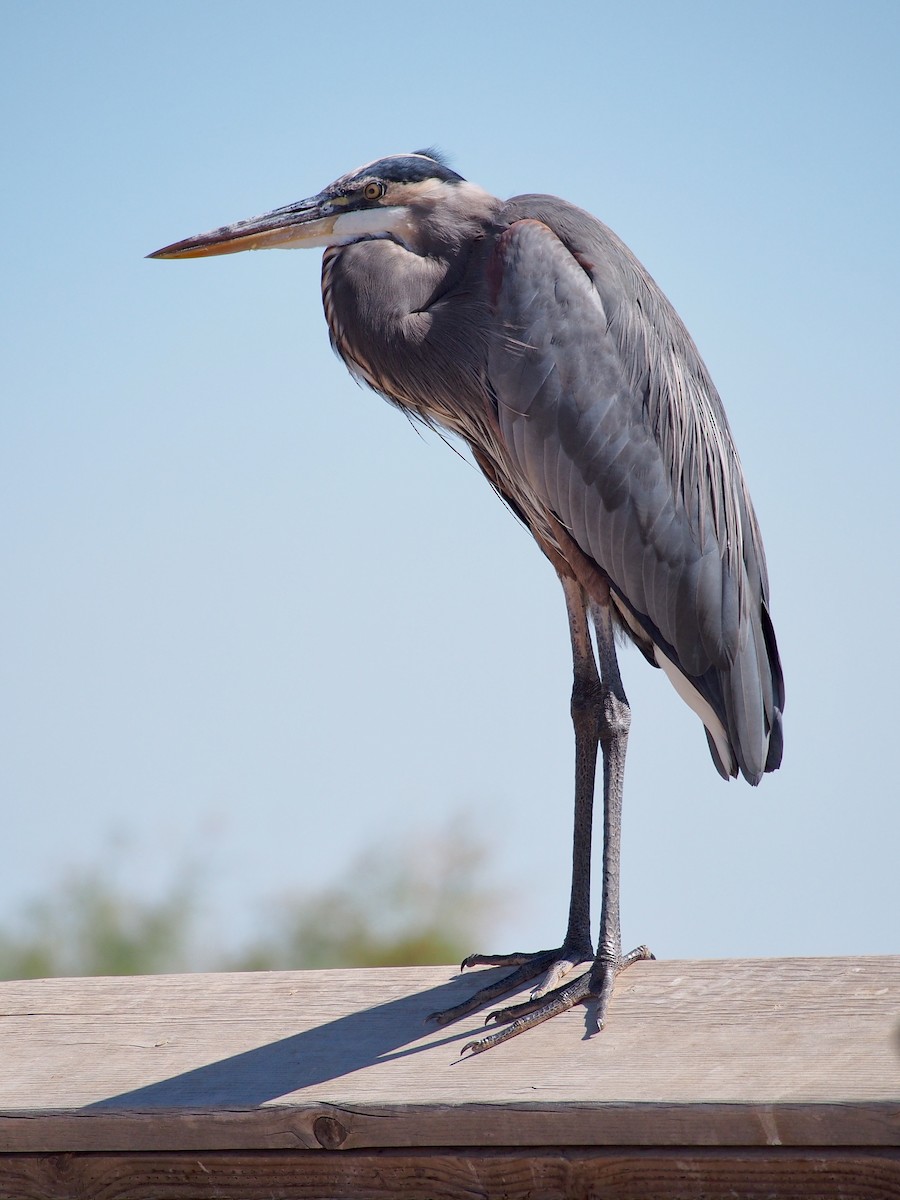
[0,957,898,1154]
[1,1149,899,1200]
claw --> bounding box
[451,946,654,1056]
[430,944,652,1044]
[426,952,559,1028]
[530,954,589,1000]
[460,951,536,971]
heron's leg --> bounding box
[428,576,601,1027]
[458,598,652,1056]
[529,575,602,993]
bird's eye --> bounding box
[363,182,385,201]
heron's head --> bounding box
[149,150,494,261]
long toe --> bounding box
[530,950,594,998]
[461,971,595,1056]
[459,951,543,970]
[459,943,653,1056]
[428,951,560,1026]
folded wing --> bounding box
[488,199,783,783]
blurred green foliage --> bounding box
[0,823,501,980]
[0,873,196,980]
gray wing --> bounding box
[488,197,783,784]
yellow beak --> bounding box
[147,195,340,260]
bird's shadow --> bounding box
[85,969,508,1111]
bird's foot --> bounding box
[427,941,594,1028]
[458,943,653,1056]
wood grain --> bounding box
[1,1149,899,1200]
[0,957,898,1157]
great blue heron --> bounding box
[150,150,783,1055]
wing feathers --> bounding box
[488,208,783,782]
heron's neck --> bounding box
[321,202,495,423]
[401,182,500,257]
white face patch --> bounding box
[329,206,412,244]
[267,205,412,250]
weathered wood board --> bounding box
[1,955,898,1158]
[2,1148,900,1200]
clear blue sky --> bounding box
[2,1,898,963]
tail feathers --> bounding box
[704,727,732,781]
[656,614,783,787]
[765,707,784,773]
[717,608,783,785]
[610,584,783,786]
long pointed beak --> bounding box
[148,194,339,260]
